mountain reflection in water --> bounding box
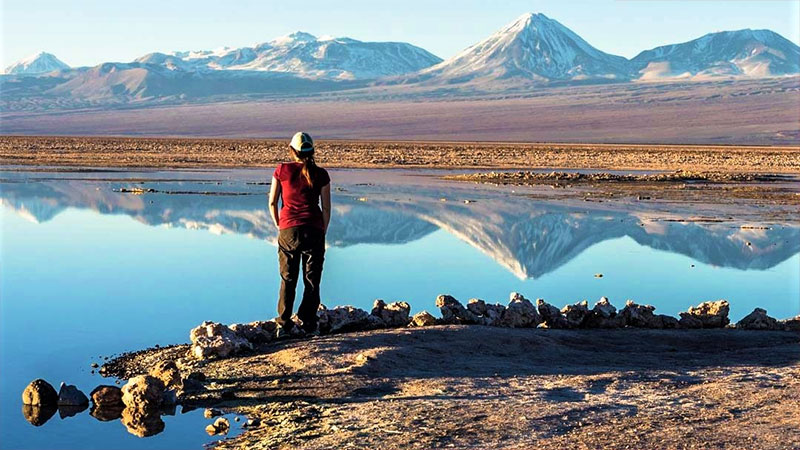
[2,173,797,280]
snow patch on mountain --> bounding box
[4,52,70,75]
[147,32,442,80]
[631,29,800,80]
[414,13,632,84]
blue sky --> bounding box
[3,0,799,68]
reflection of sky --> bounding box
[2,172,800,449]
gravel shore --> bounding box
[104,326,800,450]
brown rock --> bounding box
[317,305,370,333]
[121,375,165,410]
[409,311,437,327]
[22,379,58,406]
[561,301,590,328]
[498,293,541,328]
[536,299,569,329]
[621,300,663,328]
[583,298,626,329]
[204,408,222,418]
[206,417,230,435]
[679,300,730,328]
[468,299,506,326]
[436,295,479,324]
[737,308,781,330]
[230,320,278,344]
[189,321,253,359]
[149,360,182,390]
[370,299,411,328]
[91,385,123,407]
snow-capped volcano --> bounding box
[414,13,631,84]
[632,29,800,80]
[136,32,442,80]
[4,52,69,75]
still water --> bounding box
[1,168,798,449]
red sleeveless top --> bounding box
[273,162,330,230]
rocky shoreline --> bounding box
[22,294,800,448]
[183,294,799,361]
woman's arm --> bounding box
[268,176,281,228]
[320,183,331,232]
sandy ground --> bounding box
[105,326,800,450]
[2,136,800,173]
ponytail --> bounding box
[290,147,318,188]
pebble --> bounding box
[204,408,222,419]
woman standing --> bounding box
[268,132,331,338]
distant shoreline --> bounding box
[2,135,799,173]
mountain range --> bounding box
[2,13,799,108]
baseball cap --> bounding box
[290,132,314,152]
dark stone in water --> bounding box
[58,383,89,407]
[58,404,88,419]
[22,404,57,426]
[90,404,124,421]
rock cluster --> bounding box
[781,315,800,331]
[679,300,730,328]
[370,300,411,328]
[190,321,253,359]
[436,295,479,324]
[317,305,370,333]
[21,357,207,435]
[497,293,541,328]
[182,295,795,362]
[467,299,506,325]
[230,321,278,344]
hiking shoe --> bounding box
[304,328,321,338]
[275,326,292,340]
